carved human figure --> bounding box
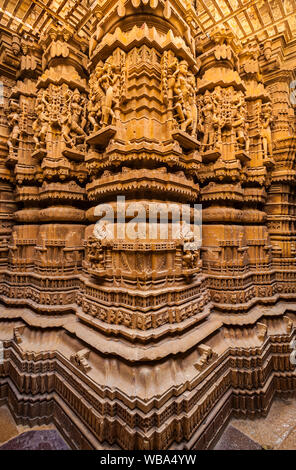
[71,89,86,137]
[32,94,49,149]
[183,249,199,270]
[173,60,188,122]
[232,93,245,147]
[88,59,118,131]
[88,92,101,133]
[240,103,250,152]
[6,100,20,155]
[61,111,72,147]
[87,236,104,269]
[61,89,86,147]
[171,59,198,135]
[261,104,273,158]
[200,92,216,149]
[98,59,117,127]
[32,113,41,149]
[244,120,250,153]
[181,74,198,135]
[87,64,104,132]
[212,87,226,148]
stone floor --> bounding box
[0,405,69,450]
[215,397,296,450]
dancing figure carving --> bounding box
[6,99,20,156]
[61,88,86,148]
[32,84,87,151]
[167,58,197,136]
[88,56,123,132]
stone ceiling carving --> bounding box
[1,0,296,43]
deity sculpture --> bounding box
[6,99,20,155]
[98,59,117,127]
[261,103,273,158]
[173,60,189,118]
[87,90,101,133]
[32,91,49,149]
[200,91,216,150]
[88,58,119,132]
[33,84,87,151]
[244,120,250,153]
[61,89,86,148]
[183,248,199,269]
[167,58,197,136]
[232,91,246,148]
[86,236,104,269]
[198,86,249,153]
[182,74,198,135]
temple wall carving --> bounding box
[0,0,296,450]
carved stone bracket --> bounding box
[86,126,117,148]
[172,130,200,151]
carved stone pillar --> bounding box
[79,0,208,449]
[196,25,251,309]
[7,37,42,273]
[239,43,273,282]
[0,32,20,270]
[82,0,205,344]
[27,26,89,278]
[262,40,296,271]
